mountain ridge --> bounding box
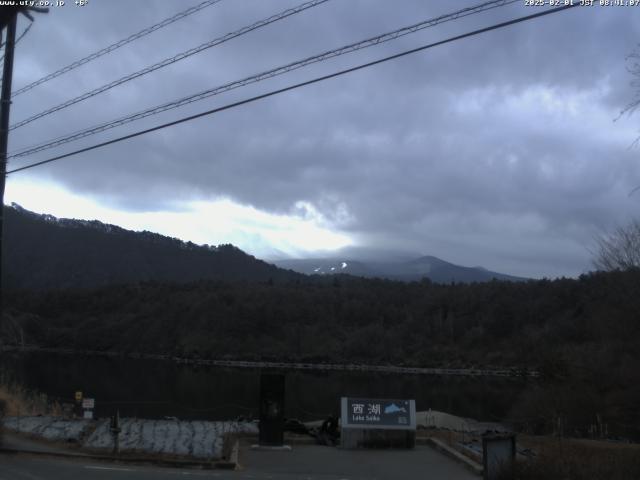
[3,204,526,288]
[3,204,301,290]
[275,254,527,283]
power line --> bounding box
[11,0,224,98]
[14,20,31,44]
[9,0,331,131]
[0,19,31,49]
[6,3,578,176]
[0,21,32,64]
[8,0,518,159]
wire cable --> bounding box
[0,21,32,64]
[9,0,331,131]
[0,20,32,49]
[8,0,518,158]
[6,3,578,175]
[11,0,224,97]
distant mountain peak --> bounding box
[274,254,528,283]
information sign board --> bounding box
[82,398,95,409]
[341,397,416,430]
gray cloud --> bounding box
[6,0,640,278]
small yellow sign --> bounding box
[75,391,83,402]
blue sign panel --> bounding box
[341,397,416,430]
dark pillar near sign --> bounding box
[258,372,285,446]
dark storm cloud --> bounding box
[6,0,640,277]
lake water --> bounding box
[0,352,526,422]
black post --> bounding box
[0,12,18,345]
[258,373,285,446]
[110,409,121,455]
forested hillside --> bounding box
[2,269,637,367]
[2,204,300,289]
[3,269,640,439]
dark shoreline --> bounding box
[0,344,537,378]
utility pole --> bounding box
[0,6,47,346]
[0,10,18,347]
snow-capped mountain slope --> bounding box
[275,254,527,283]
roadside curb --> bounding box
[424,437,483,476]
[0,447,236,470]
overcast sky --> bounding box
[3,0,640,278]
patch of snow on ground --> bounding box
[2,416,93,442]
[84,418,257,459]
[3,416,258,459]
[416,410,508,434]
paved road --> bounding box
[0,443,478,479]
[1,455,230,480]
[239,444,478,479]
[0,454,342,480]
[0,452,478,480]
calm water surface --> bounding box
[0,352,526,422]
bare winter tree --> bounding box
[617,47,640,196]
[597,49,640,271]
[618,46,640,125]
[593,220,640,271]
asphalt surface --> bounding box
[239,443,478,480]
[0,432,478,479]
[0,450,478,480]
[0,455,234,480]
